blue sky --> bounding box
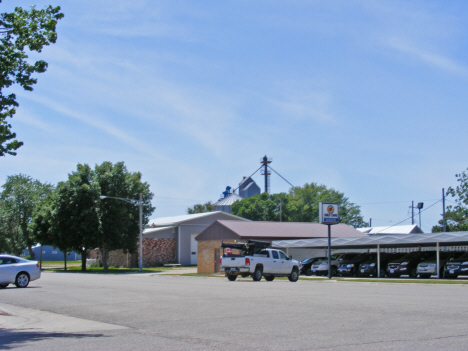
[2,1,468,232]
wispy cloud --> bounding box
[385,37,468,76]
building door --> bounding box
[214,248,220,273]
[190,234,198,265]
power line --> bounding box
[356,199,440,205]
[231,165,263,194]
[268,166,296,189]
[373,199,442,233]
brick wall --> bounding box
[142,238,176,267]
[87,238,176,268]
[197,240,237,274]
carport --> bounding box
[272,231,468,278]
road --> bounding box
[1,272,468,350]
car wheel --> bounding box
[227,275,237,281]
[289,268,299,282]
[15,272,30,288]
[409,268,418,278]
[331,266,337,277]
[265,276,275,281]
[0,284,8,289]
[252,266,263,281]
[305,268,313,276]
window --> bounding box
[279,251,288,260]
[272,251,279,259]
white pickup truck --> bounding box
[220,240,301,282]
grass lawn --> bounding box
[46,265,194,274]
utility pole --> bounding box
[442,188,446,232]
[411,201,414,225]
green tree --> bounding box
[0,2,64,157]
[231,193,288,221]
[287,183,367,228]
[33,164,101,270]
[32,162,155,271]
[231,183,367,228]
[187,201,214,214]
[0,174,54,257]
[432,169,468,233]
[95,161,154,270]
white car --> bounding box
[0,254,41,288]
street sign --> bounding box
[319,202,339,225]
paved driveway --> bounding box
[1,272,468,350]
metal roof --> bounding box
[272,231,468,249]
[143,226,176,235]
[356,225,423,234]
[147,211,246,227]
[196,220,363,241]
[213,193,244,206]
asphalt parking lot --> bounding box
[1,272,468,351]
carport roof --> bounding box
[196,220,363,241]
[272,231,468,249]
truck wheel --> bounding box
[252,266,263,281]
[288,268,299,282]
[265,276,275,281]
[227,275,237,281]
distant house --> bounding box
[22,245,82,261]
[143,212,248,266]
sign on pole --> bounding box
[319,202,340,279]
[319,203,340,224]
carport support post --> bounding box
[377,244,381,278]
[328,224,332,279]
[436,242,440,279]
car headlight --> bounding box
[401,262,408,265]
[370,263,376,267]
[428,264,436,268]
[346,264,354,268]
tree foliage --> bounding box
[231,182,367,228]
[187,201,214,214]
[0,2,64,156]
[33,164,101,270]
[433,169,468,233]
[32,162,155,271]
[0,174,54,257]
[95,162,154,270]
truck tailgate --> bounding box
[222,257,247,268]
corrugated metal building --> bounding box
[143,212,248,265]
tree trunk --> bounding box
[64,252,67,271]
[28,245,35,260]
[81,249,87,271]
[102,246,109,271]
